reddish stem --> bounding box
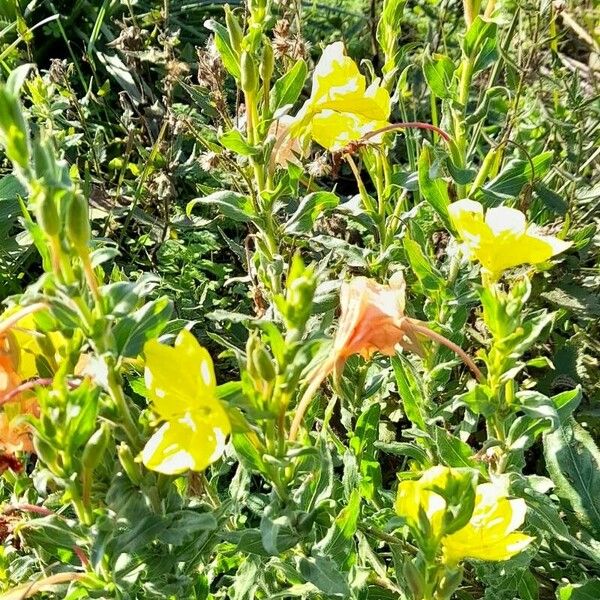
[0,378,82,407]
[362,122,452,144]
[3,503,54,517]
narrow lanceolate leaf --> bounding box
[204,19,240,80]
[544,418,600,537]
[270,59,308,114]
[314,489,360,569]
[417,144,452,231]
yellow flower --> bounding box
[290,42,391,151]
[141,330,230,475]
[395,467,533,564]
[442,482,533,564]
[395,479,447,538]
[448,199,571,282]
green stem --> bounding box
[106,365,142,450]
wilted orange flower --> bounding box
[0,355,37,472]
[289,274,482,441]
[0,305,48,467]
[331,274,423,376]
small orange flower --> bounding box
[331,274,423,376]
[288,274,482,441]
[0,355,37,463]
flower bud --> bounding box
[225,6,243,54]
[33,436,59,472]
[35,188,61,238]
[66,193,91,252]
[240,51,258,94]
[118,442,143,485]
[403,559,426,600]
[82,422,111,470]
[252,346,276,383]
[261,40,274,85]
[248,0,267,24]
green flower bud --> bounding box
[240,51,258,94]
[33,436,59,472]
[82,423,111,470]
[261,40,274,85]
[403,559,426,600]
[224,5,243,54]
[248,0,267,24]
[35,188,61,237]
[118,442,143,485]
[66,193,91,252]
[252,346,276,382]
[33,138,55,181]
[436,566,463,600]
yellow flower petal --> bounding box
[290,42,390,151]
[449,199,571,281]
[441,483,533,564]
[144,330,216,419]
[395,480,446,536]
[443,530,533,563]
[142,404,230,475]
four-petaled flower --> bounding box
[395,466,534,565]
[141,329,230,475]
[449,199,571,283]
[290,42,391,151]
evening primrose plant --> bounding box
[0,0,598,598]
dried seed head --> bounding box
[108,24,145,52]
[199,151,221,171]
[307,153,331,178]
[48,59,68,84]
[291,37,310,61]
[196,39,225,90]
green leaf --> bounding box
[113,296,173,358]
[375,441,431,466]
[219,130,258,156]
[187,191,256,223]
[314,489,360,570]
[297,555,350,597]
[462,17,498,72]
[285,191,339,234]
[392,355,427,429]
[350,403,382,502]
[403,237,444,294]
[453,383,494,417]
[260,503,299,555]
[6,63,33,95]
[558,580,600,600]
[204,19,240,79]
[480,151,553,201]
[516,390,560,432]
[418,145,452,231]
[423,51,456,99]
[270,59,308,113]
[553,387,582,422]
[544,418,600,536]
[158,511,217,546]
[534,182,568,215]
[434,427,484,473]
